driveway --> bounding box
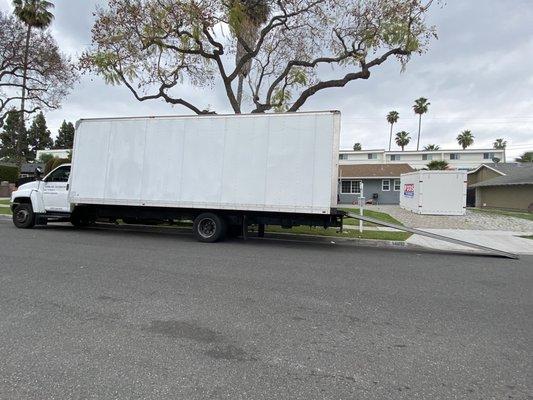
[368,204,533,231]
[0,221,531,399]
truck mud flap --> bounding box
[344,212,519,259]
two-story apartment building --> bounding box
[339,149,505,170]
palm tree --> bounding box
[395,131,410,151]
[386,111,399,151]
[229,0,270,110]
[353,142,362,151]
[427,160,448,170]
[493,138,507,162]
[413,97,430,151]
[516,151,533,163]
[457,130,474,149]
[12,0,54,161]
[423,144,440,151]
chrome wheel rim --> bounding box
[16,209,29,224]
[198,218,216,238]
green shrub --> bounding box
[38,153,55,163]
[44,158,70,175]
[0,165,19,183]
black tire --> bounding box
[193,213,227,243]
[13,203,36,229]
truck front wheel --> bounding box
[193,213,227,243]
[13,203,36,229]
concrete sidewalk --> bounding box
[408,229,533,255]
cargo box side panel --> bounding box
[220,116,268,207]
[140,118,186,203]
[103,120,147,203]
[69,121,111,202]
[264,114,317,212]
[179,117,225,205]
[419,172,466,215]
[70,112,337,214]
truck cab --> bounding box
[11,163,72,228]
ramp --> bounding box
[344,212,519,259]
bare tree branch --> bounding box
[80,0,436,115]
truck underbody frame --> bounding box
[71,204,344,230]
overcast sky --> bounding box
[1,0,532,159]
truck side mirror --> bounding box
[35,167,43,181]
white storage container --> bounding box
[69,111,340,215]
[399,171,467,215]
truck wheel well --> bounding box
[11,197,31,211]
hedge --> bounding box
[0,165,19,183]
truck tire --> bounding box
[13,203,36,229]
[193,213,227,243]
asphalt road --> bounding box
[0,220,531,399]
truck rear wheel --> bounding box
[193,213,227,242]
[13,203,35,229]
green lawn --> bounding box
[0,199,10,206]
[471,208,533,222]
[340,207,404,227]
[266,225,410,241]
[0,207,11,215]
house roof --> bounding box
[467,163,522,176]
[470,166,533,187]
[20,163,45,174]
[339,163,415,178]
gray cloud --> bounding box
[1,0,531,159]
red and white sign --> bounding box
[403,183,415,197]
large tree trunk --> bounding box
[17,25,32,164]
[236,74,244,112]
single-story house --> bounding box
[467,163,528,207]
[20,162,45,178]
[338,163,415,205]
[470,166,533,212]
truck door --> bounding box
[42,165,71,212]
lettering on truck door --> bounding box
[43,165,71,212]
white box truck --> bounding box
[10,112,342,241]
[400,170,467,215]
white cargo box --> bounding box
[400,170,467,215]
[69,112,340,215]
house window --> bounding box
[382,179,390,191]
[394,179,401,191]
[483,152,495,159]
[341,180,361,194]
[390,155,400,161]
[422,154,433,161]
[450,153,460,160]
[367,153,377,160]
[339,154,347,160]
